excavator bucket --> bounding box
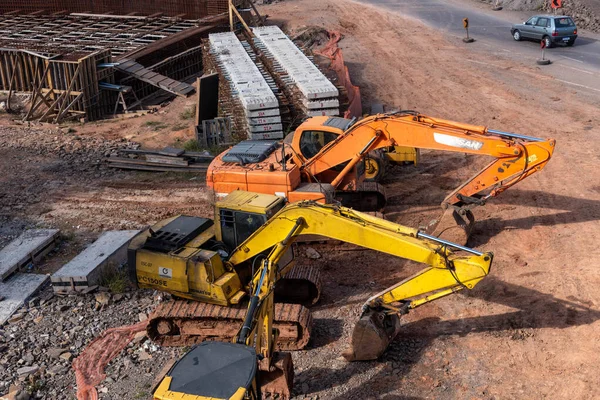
[342,309,401,361]
[428,208,475,245]
[259,352,294,399]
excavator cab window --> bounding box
[219,209,268,252]
[299,130,338,160]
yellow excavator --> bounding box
[130,191,492,398]
[147,191,493,399]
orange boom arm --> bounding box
[301,112,555,208]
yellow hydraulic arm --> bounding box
[302,111,555,209]
[227,201,492,296]
[226,200,492,361]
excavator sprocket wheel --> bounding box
[428,208,475,245]
[259,352,294,399]
[342,309,401,361]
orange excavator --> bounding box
[207,111,555,242]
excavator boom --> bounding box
[225,198,493,361]
[303,112,555,208]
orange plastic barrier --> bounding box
[73,321,147,400]
[315,30,362,118]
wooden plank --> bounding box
[158,147,185,157]
[145,155,189,166]
[107,163,208,173]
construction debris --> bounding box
[0,229,60,281]
[106,147,214,172]
[51,231,140,293]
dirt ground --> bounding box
[1,0,600,398]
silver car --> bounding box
[511,15,577,47]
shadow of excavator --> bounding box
[295,276,600,399]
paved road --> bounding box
[359,0,600,96]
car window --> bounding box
[536,18,548,27]
[526,17,538,25]
[554,17,575,27]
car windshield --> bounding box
[554,17,575,27]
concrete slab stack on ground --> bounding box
[0,273,49,325]
[51,230,140,293]
[0,229,60,281]
[208,32,284,140]
[252,26,340,117]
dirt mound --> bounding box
[481,0,600,32]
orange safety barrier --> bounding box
[73,321,147,400]
[315,30,362,118]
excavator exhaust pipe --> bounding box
[342,309,401,361]
[259,352,294,399]
[428,208,475,246]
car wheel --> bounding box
[513,30,521,41]
[567,39,575,46]
[543,36,553,48]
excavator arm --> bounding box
[227,200,493,361]
[302,112,555,209]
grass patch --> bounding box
[99,263,130,294]
[182,139,203,152]
[134,392,149,399]
[143,120,169,131]
[171,123,188,131]
[179,106,196,120]
[59,231,76,242]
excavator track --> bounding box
[147,301,312,351]
[276,263,322,306]
[335,182,387,212]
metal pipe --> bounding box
[417,232,484,256]
[487,129,546,143]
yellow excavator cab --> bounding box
[153,342,259,400]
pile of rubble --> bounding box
[0,125,138,212]
[0,287,173,399]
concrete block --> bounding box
[51,230,140,293]
[249,131,285,140]
[249,123,283,133]
[0,229,60,281]
[304,98,340,109]
[253,26,339,100]
[248,115,282,125]
[307,108,340,117]
[0,273,49,325]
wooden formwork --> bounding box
[119,45,204,106]
[0,0,235,19]
[1,48,115,123]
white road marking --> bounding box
[561,56,584,64]
[555,79,600,93]
[465,59,600,92]
[560,65,595,75]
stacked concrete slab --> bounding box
[0,229,59,325]
[51,230,140,293]
[252,26,340,118]
[208,32,284,140]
